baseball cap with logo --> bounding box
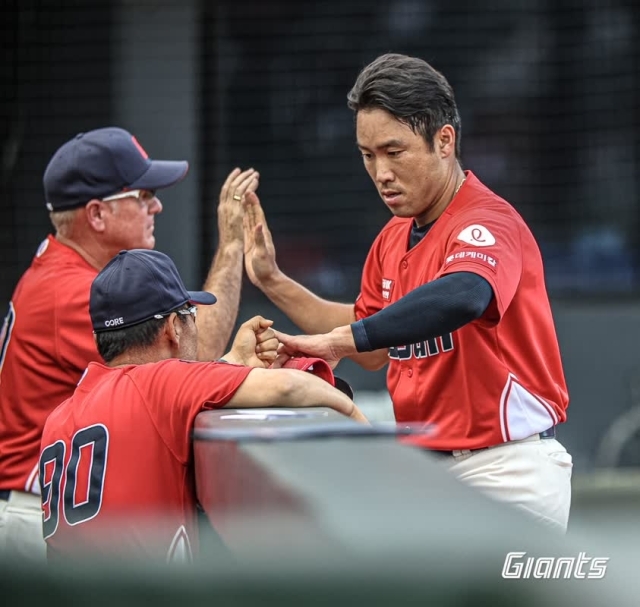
[43,127,189,211]
[90,249,216,333]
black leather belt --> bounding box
[539,426,556,440]
[0,490,11,501]
[429,426,557,458]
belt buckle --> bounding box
[452,449,473,457]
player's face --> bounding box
[356,108,451,226]
[102,190,163,254]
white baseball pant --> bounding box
[0,490,46,561]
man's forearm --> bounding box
[197,242,243,361]
[325,326,389,371]
[260,270,356,334]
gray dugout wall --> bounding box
[1,408,639,605]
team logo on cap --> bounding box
[104,317,124,328]
[131,136,149,159]
[456,224,496,247]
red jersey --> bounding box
[354,171,568,451]
[39,359,252,562]
[0,236,99,493]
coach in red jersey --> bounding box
[38,249,366,563]
[243,53,572,532]
[0,127,260,560]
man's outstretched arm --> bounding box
[197,168,259,361]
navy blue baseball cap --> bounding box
[90,249,216,333]
[43,127,189,211]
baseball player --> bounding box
[38,249,366,563]
[0,127,259,560]
[243,53,572,532]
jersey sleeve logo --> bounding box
[456,224,496,247]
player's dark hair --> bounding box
[347,53,461,158]
[96,304,191,363]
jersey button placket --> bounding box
[401,260,408,269]
[407,368,413,378]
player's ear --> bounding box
[437,125,456,159]
[164,313,181,348]
[85,199,108,232]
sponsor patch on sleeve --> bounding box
[444,250,498,271]
[456,224,496,247]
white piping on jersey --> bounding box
[499,373,559,442]
[25,462,41,495]
[167,525,193,564]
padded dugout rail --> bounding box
[194,408,547,559]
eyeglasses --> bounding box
[101,189,157,204]
[153,306,197,320]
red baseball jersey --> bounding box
[39,359,252,562]
[354,171,568,451]
[0,236,100,494]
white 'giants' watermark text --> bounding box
[502,552,609,579]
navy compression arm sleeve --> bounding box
[351,272,493,352]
